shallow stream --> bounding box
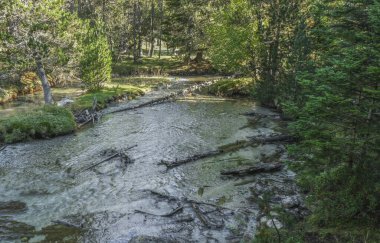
[0,77,301,242]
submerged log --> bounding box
[135,206,183,217]
[248,135,296,144]
[51,220,83,229]
[109,94,176,114]
[0,145,7,152]
[159,150,221,169]
[159,135,294,170]
[220,162,283,176]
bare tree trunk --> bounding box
[35,57,53,104]
[158,0,163,59]
[149,0,155,57]
[133,1,138,63]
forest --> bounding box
[0,0,379,242]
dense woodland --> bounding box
[0,0,379,241]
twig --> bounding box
[81,153,119,172]
[271,217,281,243]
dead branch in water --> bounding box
[247,135,297,144]
[51,220,83,229]
[0,145,7,152]
[79,145,137,173]
[108,94,176,114]
[220,162,283,176]
[159,135,294,170]
[191,203,224,229]
[135,206,184,217]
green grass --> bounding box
[70,85,145,112]
[0,106,76,143]
[208,78,254,97]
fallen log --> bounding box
[158,136,293,169]
[159,150,222,169]
[0,145,7,152]
[51,220,83,229]
[220,162,283,176]
[135,206,183,217]
[242,111,280,119]
[109,94,176,114]
[247,134,296,144]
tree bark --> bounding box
[149,0,155,57]
[158,0,163,59]
[35,57,53,104]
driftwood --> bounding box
[248,135,296,144]
[80,145,137,173]
[109,94,176,114]
[191,203,224,229]
[51,220,83,229]
[220,162,283,176]
[242,111,280,119]
[135,206,183,217]
[159,135,294,170]
[0,145,6,152]
[159,150,221,169]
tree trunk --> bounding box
[35,57,53,104]
[158,0,163,59]
[149,0,155,57]
[193,51,203,63]
[133,1,138,63]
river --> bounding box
[0,77,302,242]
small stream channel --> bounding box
[0,77,303,242]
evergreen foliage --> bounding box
[80,20,112,91]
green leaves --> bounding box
[80,20,112,91]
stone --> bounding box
[281,196,300,209]
[57,98,74,107]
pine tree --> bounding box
[80,20,112,91]
[286,0,380,226]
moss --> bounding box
[0,106,76,143]
[208,78,254,97]
[70,85,145,112]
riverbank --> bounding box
[0,77,172,144]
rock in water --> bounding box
[57,98,74,107]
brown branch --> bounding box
[109,94,176,114]
[134,206,183,217]
[220,162,283,176]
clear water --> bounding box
[0,77,293,242]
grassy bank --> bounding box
[0,106,76,143]
[0,82,147,144]
[70,85,145,112]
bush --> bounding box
[0,106,76,143]
[80,20,112,91]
